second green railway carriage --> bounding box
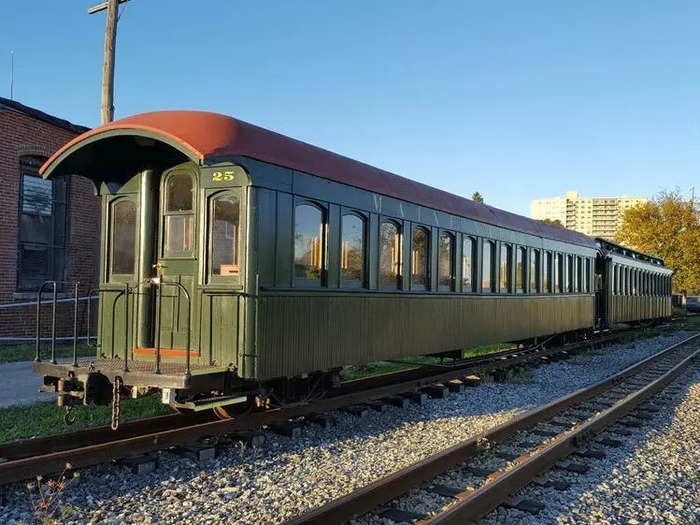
[33,111,667,415]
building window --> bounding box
[17,156,67,291]
[500,244,512,293]
[516,246,526,293]
[163,172,194,256]
[341,213,365,288]
[110,198,137,277]
[530,249,540,293]
[462,236,476,292]
[294,203,325,285]
[544,252,552,293]
[482,240,495,292]
[379,220,401,289]
[209,192,240,277]
[411,226,430,290]
[438,231,455,292]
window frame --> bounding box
[515,246,526,294]
[461,235,477,293]
[293,200,328,288]
[530,248,540,293]
[482,239,496,293]
[499,243,512,294]
[410,225,431,291]
[339,210,368,289]
[379,218,403,290]
[161,170,197,259]
[438,230,456,292]
[206,188,244,286]
[107,195,138,282]
[17,157,69,292]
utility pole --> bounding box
[89,0,129,124]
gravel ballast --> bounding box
[482,365,700,525]
[0,331,696,524]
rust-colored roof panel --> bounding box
[41,110,596,248]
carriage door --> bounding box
[156,168,198,351]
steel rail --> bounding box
[0,328,671,486]
[290,332,699,525]
[427,340,700,524]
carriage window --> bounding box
[576,257,583,292]
[556,254,563,293]
[567,255,574,293]
[530,249,540,293]
[462,236,476,292]
[544,252,552,293]
[164,172,194,256]
[411,226,429,290]
[379,220,401,289]
[294,204,324,284]
[499,244,512,293]
[516,247,526,293]
[166,172,193,212]
[111,199,136,276]
[341,213,365,288]
[482,240,495,292]
[210,192,240,277]
[613,265,618,295]
[438,231,455,292]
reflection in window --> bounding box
[112,199,136,275]
[164,172,194,256]
[294,204,324,284]
[556,254,563,293]
[438,232,455,291]
[210,193,240,276]
[166,172,193,212]
[341,213,365,287]
[544,252,552,293]
[516,247,526,293]
[379,220,401,289]
[500,244,512,293]
[411,226,429,290]
[462,236,476,292]
[482,240,495,292]
[530,249,540,293]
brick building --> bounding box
[0,97,100,339]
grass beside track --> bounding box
[0,395,170,444]
[0,343,95,364]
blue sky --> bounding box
[1,1,698,215]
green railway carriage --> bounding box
[595,238,673,326]
[34,111,669,415]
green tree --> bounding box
[616,189,699,294]
[540,218,564,228]
[471,191,484,203]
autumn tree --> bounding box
[472,191,484,203]
[616,189,699,294]
[540,218,564,228]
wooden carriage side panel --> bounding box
[255,294,594,380]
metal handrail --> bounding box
[35,281,58,363]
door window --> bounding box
[110,198,137,278]
[163,172,194,256]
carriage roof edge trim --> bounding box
[41,110,596,249]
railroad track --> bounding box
[0,327,669,486]
[290,332,700,524]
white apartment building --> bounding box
[530,190,647,240]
